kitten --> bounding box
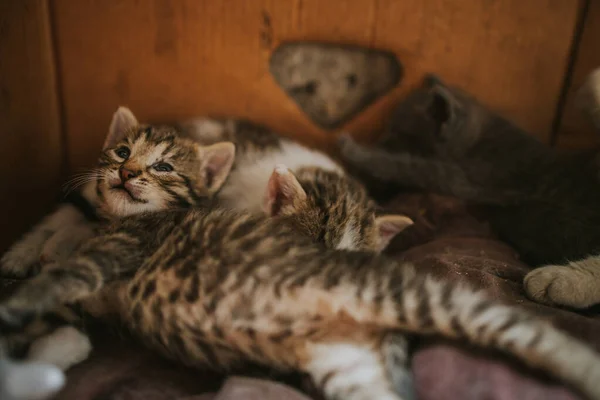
[1,111,236,367]
[0,111,411,279]
[178,116,412,252]
[1,143,600,400]
[338,73,600,309]
[1,109,413,392]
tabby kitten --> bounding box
[0,110,236,369]
[338,73,600,309]
[2,189,600,400]
[178,116,412,252]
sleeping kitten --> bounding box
[338,72,600,309]
[178,116,412,252]
[1,122,600,400]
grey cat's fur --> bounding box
[338,71,600,309]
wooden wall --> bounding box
[0,0,597,251]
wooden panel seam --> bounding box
[48,0,69,180]
[549,0,590,146]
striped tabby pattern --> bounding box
[1,207,600,400]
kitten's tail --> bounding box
[307,259,600,399]
[378,268,600,400]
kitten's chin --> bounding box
[100,191,160,217]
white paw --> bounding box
[524,265,600,308]
[1,359,65,400]
[0,244,43,278]
[27,327,92,371]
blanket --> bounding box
[1,193,598,400]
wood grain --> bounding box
[0,1,63,252]
[51,0,580,172]
[556,0,600,149]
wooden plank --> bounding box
[51,0,580,172]
[556,0,600,149]
[0,1,63,252]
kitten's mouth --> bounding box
[110,184,147,203]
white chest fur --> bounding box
[218,140,344,213]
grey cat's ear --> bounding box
[197,142,236,193]
[421,75,462,129]
[263,164,307,217]
[374,215,413,252]
[104,107,139,150]
[423,73,444,88]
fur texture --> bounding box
[2,207,600,400]
[2,127,600,400]
[178,116,412,252]
[338,72,600,309]
[0,108,413,396]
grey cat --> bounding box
[338,71,600,309]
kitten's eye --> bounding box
[115,146,130,159]
[153,162,173,172]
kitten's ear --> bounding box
[425,77,462,133]
[374,214,413,252]
[104,107,139,149]
[197,142,236,194]
[423,73,444,89]
[263,164,307,217]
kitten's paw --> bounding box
[524,265,600,308]
[28,327,92,371]
[0,247,42,279]
[336,133,364,159]
[0,306,34,333]
[336,132,354,148]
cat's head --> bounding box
[380,74,491,157]
[95,107,235,217]
[263,165,413,253]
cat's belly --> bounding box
[218,140,344,213]
[117,275,307,371]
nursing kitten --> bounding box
[338,73,600,309]
[1,142,600,400]
[178,116,412,252]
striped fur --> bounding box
[179,116,413,252]
[2,208,600,400]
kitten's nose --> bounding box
[120,167,140,182]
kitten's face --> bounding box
[95,108,235,217]
[381,75,486,158]
[264,166,412,253]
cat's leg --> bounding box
[1,302,91,372]
[337,134,407,183]
[524,254,600,308]
[303,340,402,400]
[0,233,144,329]
[27,326,92,371]
[337,134,524,205]
[39,223,96,264]
[1,205,88,278]
[382,334,415,400]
